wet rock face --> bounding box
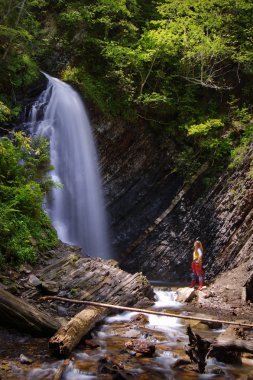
[20,243,155,319]
[127,145,252,282]
[95,116,253,284]
[94,120,181,255]
[125,146,253,283]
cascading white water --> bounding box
[29,73,111,259]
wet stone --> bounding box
[20,265,32,274]
[171,358,191,369]
[206,365,225,375]
[97,355,126,377]
[131,313,149,325]
[176,287,196,303]
[39,281,59,295]
[123,329,141,339]
[57,306,68,317]
[19,354,33,364]
[202,320,223,329]
[125,339,156,357]
[28,275,41,287]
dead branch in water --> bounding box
[41,295,253,328]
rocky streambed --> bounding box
[1,287,253,380]
[1,244,253,380]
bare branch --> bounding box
[139,51,158,96]
[181,76,233,90]
[237,62,241,83]
[137,113,169,125]
[209,63,232,77]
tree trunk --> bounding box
[185,326,211,373]
[49,306,108,356]
[0,287,61,335]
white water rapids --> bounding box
[29,74,110,259]
[4,288,245,379]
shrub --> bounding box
[0,132,58,266]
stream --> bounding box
[1,288,253,379]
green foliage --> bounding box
[0,101,11,122]
[62,65,136,119]
[187,119,224,137]
[7,53,39,89]
[229,123,253,169]
[0,133,58,266]
[1,0,253,182]
[174,147,201,178]
[184,118,232,165]
[0,0,44,104]
[227,98,252,132]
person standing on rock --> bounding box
[190,240,204,290]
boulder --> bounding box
[125,339,156,356]
[28,275,41,287]
[176,287,196,303]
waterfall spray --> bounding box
[29,73,111,259]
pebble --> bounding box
[28,275,41,287]
[19,354,33,364]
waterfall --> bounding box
[29,73,111,259]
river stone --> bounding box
[131,313,149,325]
[40,281,59,295]
[187,320,210,331]
[125,339,156,356]
[57,306,68,317]
[202,320,223,329]
[20,265,32,274]
[28,275,41,287]
[123,329,141,338]
[176,287,196,303]
[206,365,225,375]
[197,290,208,305]
[20,354,33,364]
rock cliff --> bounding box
[95,119,253,285]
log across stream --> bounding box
[1,288,253,380]
[1,249,253,379]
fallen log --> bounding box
[44,295,253,358]
[49,306,108,357]
[36,254,154,357]
[41,295,253,328]
[0,287,61,335]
